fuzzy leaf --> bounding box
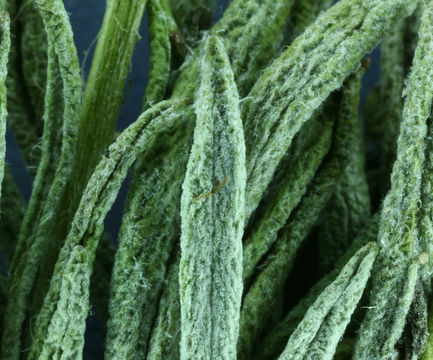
[28,99,188,359]
[1,0,46,174]
[238,70,363,359]
[108,0,294,356]
[143,0,181,110]
[0,10,9,202]
[0,167,25,266]
[256,214,379,360]
[242,0,417,219]
[242,104,334,284]
[179,35,246,360]
[1,0,82,356]
[36,246,90,360]
[279,243,378,360]
[354,2,433,357]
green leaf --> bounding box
[36,246,90,360]
[2,0,82,356]
[105,109,194,360]
[354,3,433,357]
[318,119,371,274]
[1,0,45,174]
[238,70,364,359]
[0,166,25,267]
[242,103,334,284]
[72,0,148,190]
[28,99,187,359]
[171,0,293,98]
[0,9,9,203]
[256,214,379,360]
[279,243,378,360]
[143,0,181,111]
[146,248,181,360]
[242,0,417,220]
[107,0,294,356]
[179,35,246,360]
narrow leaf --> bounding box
[36,246,90,360]
[0,166,25,267]
[72,0,148,189]
[143,0,181,110]
[1,0,82,356]
[242,105,334,284]
[238,70,363,359]
[318,119,371,273]
[256,213,379,360]
[1,0,46,174]
[108,0,294,356]
[242,0,417,219]
[279,243,378,360]
[179,35,246,360]
[146,249,181,360]
[105,110,194,360]
[354,2,433,357]
[171,0,293,98]
[0,9,9,200]
[28,99,187,359]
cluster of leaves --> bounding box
[0,0,433,359]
